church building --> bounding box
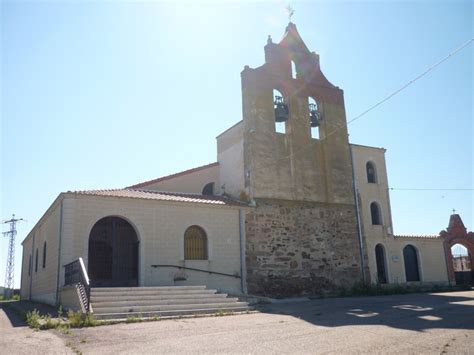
[20,22,470,308]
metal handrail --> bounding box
[151,264,240,279]
[64,257,91,312]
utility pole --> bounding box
[2,214,24,298]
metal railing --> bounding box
[64,257,91,312]
[151,264,241,279]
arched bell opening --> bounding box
[291,60,297,79]
[308,97,321,139]
[273,89,288,134]
[88,216,139,287]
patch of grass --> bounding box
[67,310,97,328]
[215,310,234,317]
[0,294,20,301]
[125,315,143,323]
[66,341,83,355]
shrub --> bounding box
[26,309,41,330]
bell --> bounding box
[274,103,289,122]
[310,111,320,127]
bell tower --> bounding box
[241,23,365,297]
[241,23,354,204]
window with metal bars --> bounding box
[184,226,208,260]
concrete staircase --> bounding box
[90,286,250,320]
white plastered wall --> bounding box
[20,200,61,305]
[58,194,243,294]
[134,164,219,195]
[351,144,448,284]
[216,121,245,199]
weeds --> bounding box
[215,310,234,317]
[125,315,143,323]
[25,309,41,329]
[67,310,97,328]
[57,305,64,318]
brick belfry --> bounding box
[241,23,366,296]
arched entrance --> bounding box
[440,214,474,286]
[375,244,387,284]
[88,216,139,287]
[403,245,420,282]
[449,243,472,285]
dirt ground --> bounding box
[1,290,473,354]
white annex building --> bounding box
[21,23,470,314]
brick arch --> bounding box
[440,214,474,285]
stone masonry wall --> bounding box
[246,198,364,297]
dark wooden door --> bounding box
[89,217,138,287]
[375,244,387,284]
[403,245,420,282]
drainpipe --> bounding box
[29,233,36,300]
[238,209,247,294]
[349,145,367,284]
[55,199,64,305]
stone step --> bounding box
[92,296,234,308]
[90,289,217,298]
[92,301,249,315]
[91,286,206,293]
[91,293,228,303]
[93,306,251,320]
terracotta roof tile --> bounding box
[67,188,247,207]
[127,162,219,189]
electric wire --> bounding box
[389,188,473,191]
[248,38,473,174]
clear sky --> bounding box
[1,0,472,288]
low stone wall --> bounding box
[245,199,365,297]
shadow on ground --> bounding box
[256,291,474,332]
[0,300,58,328]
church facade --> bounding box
[21,23,469,306]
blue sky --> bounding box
[1,0,472,288]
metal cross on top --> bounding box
[286,4,294,22]
[452,209,456,214]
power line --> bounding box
[345,37,474,127]
[249,37,473,174]
[390,188,473,191]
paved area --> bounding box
[1,291,473,354]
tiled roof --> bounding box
[66,188,248,207]
[394,235,440,239]
[127,162,219,189]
